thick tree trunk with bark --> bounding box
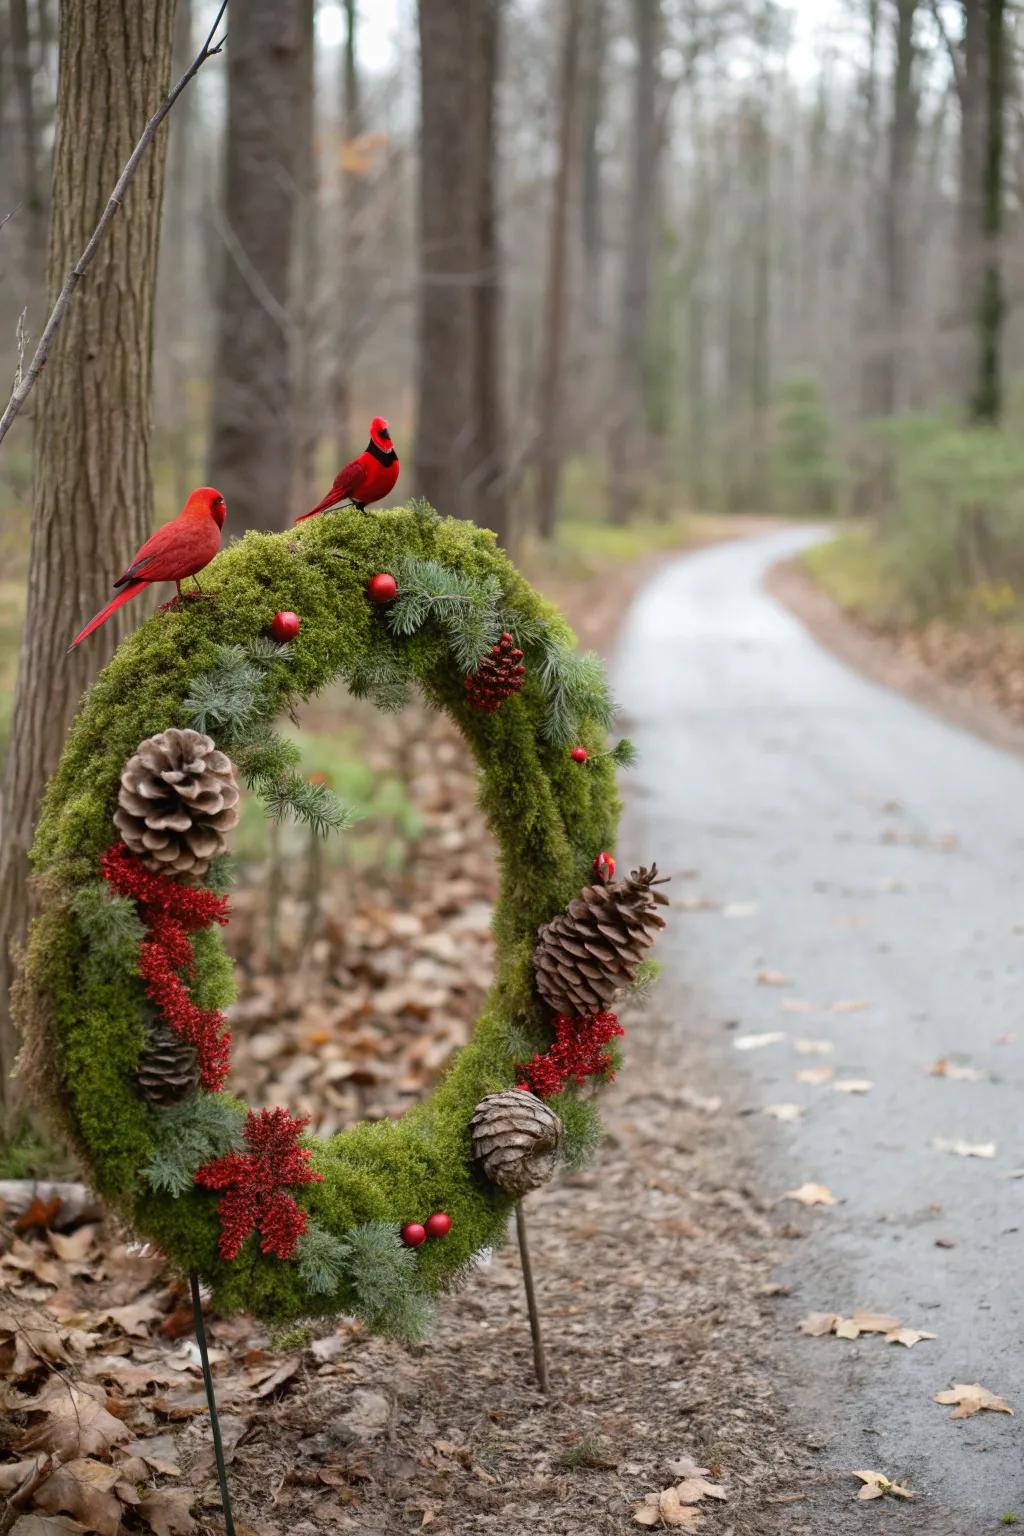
[334,0,364,466]
[415,0,478,521]
[868,0,918,417]
[535,0,582,541]
[609,0,660,523]
[0,0,177,1128]
[971,0,1004,423]
[470,0,510,547]
[9,0,45,264]
[416,0,507,541]
[292,0,318,503]
[208,0,303,531]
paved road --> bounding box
[615,527,1023,1532]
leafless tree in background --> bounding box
[0,0,177,1127]
[415,0,507,541]
[610,0,662,523]
[9,0,45,267]
[208,0,304,531]
[535,0,583,541]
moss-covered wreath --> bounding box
[17,502,666,1333]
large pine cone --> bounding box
[470,1090,562,1196]
[136,1018,200,1106]
[114,728,240,879]
[533,864,669,1017]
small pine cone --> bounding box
[470,1090,562,1196]
[534,863,669,1017]
[465,633,526,713]
[136,1018,200,1106]
[114,728,240,879]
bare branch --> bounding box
[928,0,965,98]
[0,0,229,453]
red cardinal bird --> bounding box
[69,486,227,651]
[296,415,399,521]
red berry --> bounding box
[570,746,588,763]
[270,610,300,641]
[593,851,615,883]
[424,1211,451,1240]
[367,572,398,604]
[401,1222,427,1247]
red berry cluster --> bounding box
[195,1107,322,1261]
[464,633,525,713]
[100,842,232,1091]
[401,1211,452,1247]
[516,1011,624,1098]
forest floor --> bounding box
[2,512,817,1536]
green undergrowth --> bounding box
[816,417,1024,627]
[21,504,620,1322]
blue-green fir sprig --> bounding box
[145,1093,246,1197]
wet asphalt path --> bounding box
[615,527,1023,1533]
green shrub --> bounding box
[770,376,843,516]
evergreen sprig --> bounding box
[336,1220,435,1343]
[261,772,359,837]
[558,1095,603,1171]
[145,1093,246,1197]
[184,644,266,736]
[534,642,614,746]
[345,656,414,713]
[184,639,293,737]
[295,1223,348,1295]
[608,737,638,769]
[71,883,146,959]
[388,557,503,671]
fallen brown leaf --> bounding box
[137,1488,197,1536]
[933,1383,1013,1420]
[763,1103,803,1122]
[833,1078,873,1094]
[795,1066,834,1086]
[852,1470,915,1501]
[757,969,791,987]
[32,1458,123,1536]
[733,1031,786,1051]
[17,1380,130,1458]
[885,1328,936,1348]
[797,1313,839,1337]
[830,999,870,1014]
[835,1311,901,1339]
[783,1183,836,1207]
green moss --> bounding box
[21,505,620,1323]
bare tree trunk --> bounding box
[334,0,363,466]
[535,0,582,541]
[609,0,661,523]
[470,0,510,546]
[870,0,918,417]
[292,0,318,503]
[208,0,303,531]
[9,0,45,262]
[0,0,177,1131]
[580,0,606,329]
[156,0,194,507]
[971,0,1005,423]
[415,0,479,519]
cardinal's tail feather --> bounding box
[68,580,147,651]
[295,491,346,522]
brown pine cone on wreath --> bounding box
[136,1017,200,1106]
[114,727,240,879]
[470,1089,562,1196]
[533,863,669,1017]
